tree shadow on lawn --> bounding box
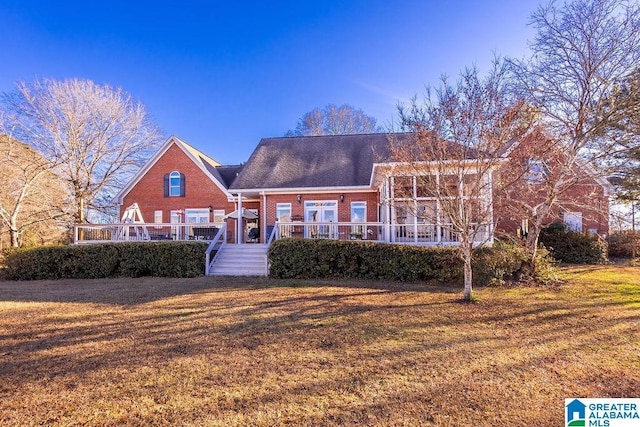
[2,285,637,426]
[0,275,462,306]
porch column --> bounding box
[487,171,494,245]
[262,192,267,243]
[237,193,243,245]
[387,177,397,242]
[413,177,418,244]
[436,173,442,244]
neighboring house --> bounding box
[102,131,610,245]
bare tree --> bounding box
[287,104,382,136]
[391,62,532,301]
[2,78,162,224]
[0,133,70,247]
[506,0,640,268]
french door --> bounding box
[304,201,337,239]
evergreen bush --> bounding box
[539,223,608,264]
[268,238,551,285]
[1,241,208,280]
[607,231,640,259]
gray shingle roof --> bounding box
[230,133,409,190]
[214,164,244,188]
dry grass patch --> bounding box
[1,266,639,426]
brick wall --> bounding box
[494,128,610,236]
[121,143,236,224]
[261,191,379,240]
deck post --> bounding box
[237,193,242,245]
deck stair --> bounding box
[207,244,269,276]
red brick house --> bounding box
[113,136,252,243]
[107,132,611,247]
[494,127,613,238]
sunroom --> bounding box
[374,165,495,246]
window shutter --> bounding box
[163,173,169,197]
[180,173,186,197]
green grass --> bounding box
[0,265,638,426]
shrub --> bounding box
[1,241,209,280]
[472,240,557,286]
[268,238,461,283]
[473,241,529,286]
[539,223,608,264]
[607,231,640,259]
[268,238,552,285]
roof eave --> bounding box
[229,185,375,195]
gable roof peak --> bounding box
[113,135,232,204]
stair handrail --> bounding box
[263,222,280,276]
[266,221,279,246]
[205,223,227,275]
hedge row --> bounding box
[539,223,608,264]
[268,238,549,286]
[1,241,209,280]
[608,231,640,258]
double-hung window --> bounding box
[350,201,367,239]
[276,203,292,237]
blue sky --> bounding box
[1,0,541,164]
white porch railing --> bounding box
[274,221,385,242]
[73,222,226,244]
[273,221,492,246]
[74,221,492,246]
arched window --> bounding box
[169,171,181,196]
[525,158,549,185]
[164,171,186,197]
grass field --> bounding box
[0,265,638,426]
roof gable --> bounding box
[114,135,232,204]
[504,125,615,195]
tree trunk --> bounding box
[9,227,19,248]
[77,196,85,241]
[8,211,20,248]
[462,244,473,302]
[77,196,84,224]
[524,221,542,277]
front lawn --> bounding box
[0,266,638,426]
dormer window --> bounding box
[164,171,185,197]
[526,159,548,185]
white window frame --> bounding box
[185,208,210,224]
[304,201,338,239]
[276,203,293,238]
[169,171,181,197]
[526,159,548,185]
[213,209,226,224]
[564,212,583,233]
[154,210,163,229]
[350,201,367,239]
[350,201,367,223]
[170,210,182,240]
[276,203,292,222]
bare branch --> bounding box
[2,78,163,223]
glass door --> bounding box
[304,201,337,239]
